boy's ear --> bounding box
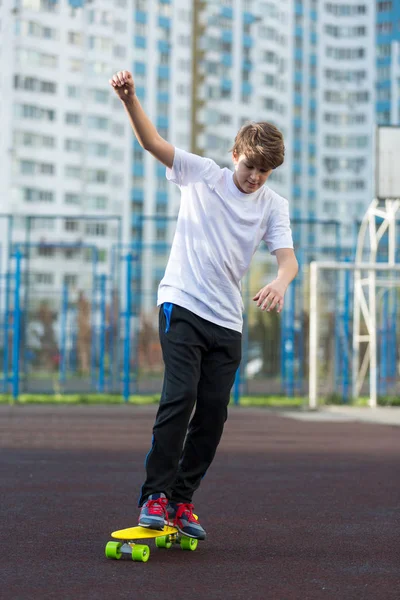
[232,150,239,164]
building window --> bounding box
[35,272,54,285]
[65,112,81,126]
[87,195,108,210]
[114,20,127,32]
[65,220,80,232]
[87,116,109,130]
[87,143,109,157]
[23,188,54,202]
[37,245,55,258]
[14,75,57,94]
[21,0,58,13]
[15,104,56,121]
[65,139,83,152]
[17,47,57,67]
[377,1,392,11]
[15,131,55,149]
[90,89,109,104]
[66,166,82,179]
[63,274,78,287]
[88,35,112,52]
[67,85,81,98]
[31,218,55,230]
[69,58,83,72]
[65,193,81,205]
[86,169,108,184]
[85,223,107,236]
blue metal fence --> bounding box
[0,251,22,398]
[0,220,399,401]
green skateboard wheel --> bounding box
[105,541,122,560]
[180,537,198,551]
[132,544,150,562]
[155,535,173,549]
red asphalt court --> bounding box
[1,404,399,600]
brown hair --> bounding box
[231,122,285,170]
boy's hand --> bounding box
[109,70,135,102]
[253,279,287,313]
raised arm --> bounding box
[109,70,175,169]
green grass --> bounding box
[322,394,400,407]
[0,393,159,405]
[0,393,305,407]
[0,393,398,407]
[239,396,305,408]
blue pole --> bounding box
[109,245,117,391]
[242,304,249,398]
[386,289,395,385]
[282,282,295,397]
[59,283,68,385]
[280,264,292,395]
[281,249,302,397]
[389,290,397,382]
[334,271,345,399]
[3,272,10,392]
[295,270,304,394]
[233,368,240,405]
[0,273,2,387]
[130,253,140,395]
[291,279,297,396]
[115,247,124,394]
[379,291,388,397]
[12,251,21,400]
[123,253,132,403]
[334,306,341,395]
[98,274,106,392]
[0,273,2,390]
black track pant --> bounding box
[138,303,242,505]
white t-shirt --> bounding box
[157,147,294,333]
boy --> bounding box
[110,70,298,540]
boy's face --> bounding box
[232,151,272,194]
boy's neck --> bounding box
[232,172,246,194]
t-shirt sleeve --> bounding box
[166,147,221,187]
[263,197,294,254]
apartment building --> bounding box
[376,0,400,126]
[0,0,386,301]
[291,1,375,254]
[0,0,132,296]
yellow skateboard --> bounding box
[105,525,199,563]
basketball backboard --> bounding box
[376,126,400,199]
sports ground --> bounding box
[2,404,399,600]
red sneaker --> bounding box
[138,493,168,530]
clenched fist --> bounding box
[109,70,135,102]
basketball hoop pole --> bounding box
[350,127,400,406]
[352,199,400,406]
[309,261,400,410]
